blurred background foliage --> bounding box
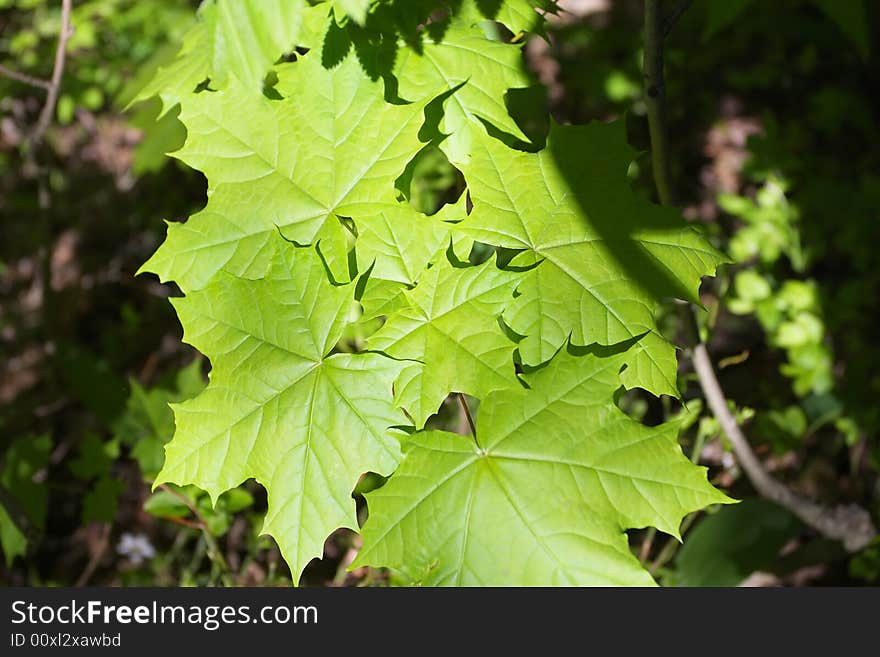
[0,0,878,587]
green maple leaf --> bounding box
[353,196,460,336]
[395,21,531,165]
[355,346,731,585]
[134,0,308,112]
[140,52,437,292]
[155,242,408,582]
[368,254,521,427]
[205,0,306,90]
[458,121,727,396]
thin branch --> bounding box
[30,0,73,145]
[163,516,207,530]
[75,523,111,586]
[157,483,231,573]
[0,63,52,90]
[687,315,876,552]
[643,0,876,553]
[457,393,478,444]
[663,0,693,37]
[638,527,656,563]
[158,483,205,525]
[649,510,698,573]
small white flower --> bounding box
[116,532,156,565]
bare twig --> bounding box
[158,483,204,524]
[457,393,478,443]
[75,523,111,586]
[0,63,52,90]
[688,318,876,552]
[643,0,876,553]
[30,0,73,146]
[649,510,698,573]
[163,516,206,530]
[663,0,693,37]
[638,528,656,563]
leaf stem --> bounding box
[639,405,707,564]
[642,0,876,553]
[649,510,698,574]
[158,483,232,575]
[638,527,656,563]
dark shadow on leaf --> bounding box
[477,116,534,152]
[545,119,706,307]
[354,262,374,301]
[321,16,352,69]
[320,0,466,98]
[262,70,283,100]
[506,85,550,148]
[395,87,463,199]
[568,335,641,359]
[496,246,536,270]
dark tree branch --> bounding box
[643,0,876,552]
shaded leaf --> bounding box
[0,435,51,566]
[673,500,801,587]
[459,121,726,395]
